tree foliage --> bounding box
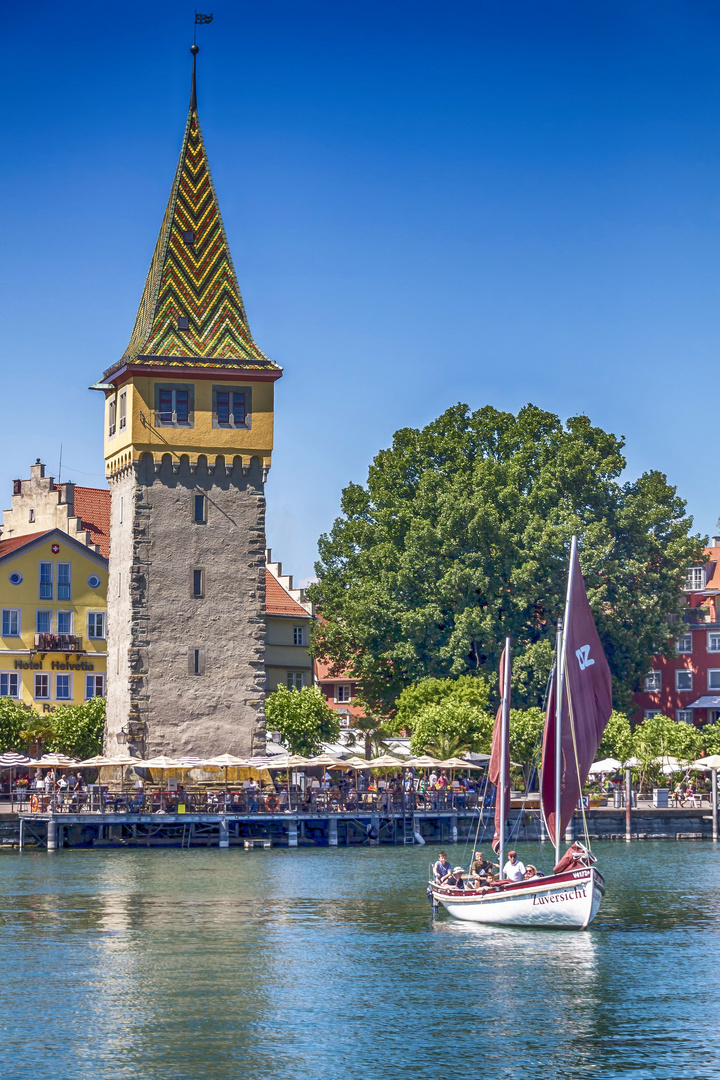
[508,707,545,787]
[18,713,56,757]
[699,723,720,757]
[408,701,494,756]
[50,698,106,760]
[265,685,340,757]
[597,710,634,764]
[0,698,34,753]
[309,403,705,713]
[392,675,491,733]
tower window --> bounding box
[156,385,193,427]
[193,569,204,598]
[28,509,35,523]
[182,230,195,244]
[213,386,250,429]
[177,316,189,331]
[119,391,127,430]
[188,647,205,676]
[108,397,117,437]
[194,494,206,523]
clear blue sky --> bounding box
[3,1,720,581]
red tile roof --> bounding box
[265,570,310,617]
[314,658,356,682]
[0,531,53,558]
[73,487,110,559]
[53,485,110,558]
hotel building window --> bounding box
[293,626,305,646]
[34,674,50,700]
[708,670,720,691]
[287,671,305,690]
[644,671,661,692]
[675,670,692,691]
[57,611,73,635]
[36,611,52,634]
[676,634,692,654]
[87,612,106,639]
[55,675,71,701]
[57,563,71,600]
[677,709,695,724]
[86,674,106,699]
[0,673,19,697]
[39,561,53,599]
[1,609,20,637]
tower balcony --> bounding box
[34,633,83,653]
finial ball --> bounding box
[190,44,199,55]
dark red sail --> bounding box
[490,643,510,853]
[541,544,613,842]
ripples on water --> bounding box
[1,842,719,1079]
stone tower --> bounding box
[98,48,282,757]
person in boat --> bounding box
[502,850,526,882]
[447,866,465,889]
[433,851,453,883]
[469,851,497,883]
[523,864,543,881]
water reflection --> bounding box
[0,843,719,1078]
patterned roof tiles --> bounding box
[105,65,279,379]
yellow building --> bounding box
[0,529,108,713]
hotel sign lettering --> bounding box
[14,660,96,671]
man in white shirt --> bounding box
[503,850,526,882]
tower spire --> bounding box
[105,47,280,379]
[190,43,198,114]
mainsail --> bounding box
[540,541,613,843]
[489,642,510,854]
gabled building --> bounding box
[97,48,283,757]
[315,659,364,729]
[265,551,313,693]
[633,538,720,726]
[0,529,108,712]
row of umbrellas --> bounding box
[590,755,720,774]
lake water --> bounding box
[1,841,719,1079]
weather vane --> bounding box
[194,11,214,47]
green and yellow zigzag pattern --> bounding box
[109,107,277,374]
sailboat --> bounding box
[430,536,613,929]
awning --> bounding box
[685,696,720,709]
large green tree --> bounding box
[265,685,340,757]
[50,698,106,761]
[0,698,35,753]
[309,404,704,713]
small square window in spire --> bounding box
[182,230,195,244]
[177,316,189,331]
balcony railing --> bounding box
[34,633,83,652]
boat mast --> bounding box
[555,534,578,862]
[499,636,511,876]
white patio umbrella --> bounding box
[139,755,188,808]
[588,758,624,774]
[264,754,309,806]
[199,753,250,792]
[694,756,720,841]
[404,754,442,768]
[0,752,31,808]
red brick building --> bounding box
[633,539,720,726]
[315,659,365,729]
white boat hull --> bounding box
[432,867,604,930]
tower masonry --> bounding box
[98,48,282,757]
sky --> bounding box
[3,1,720,582]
